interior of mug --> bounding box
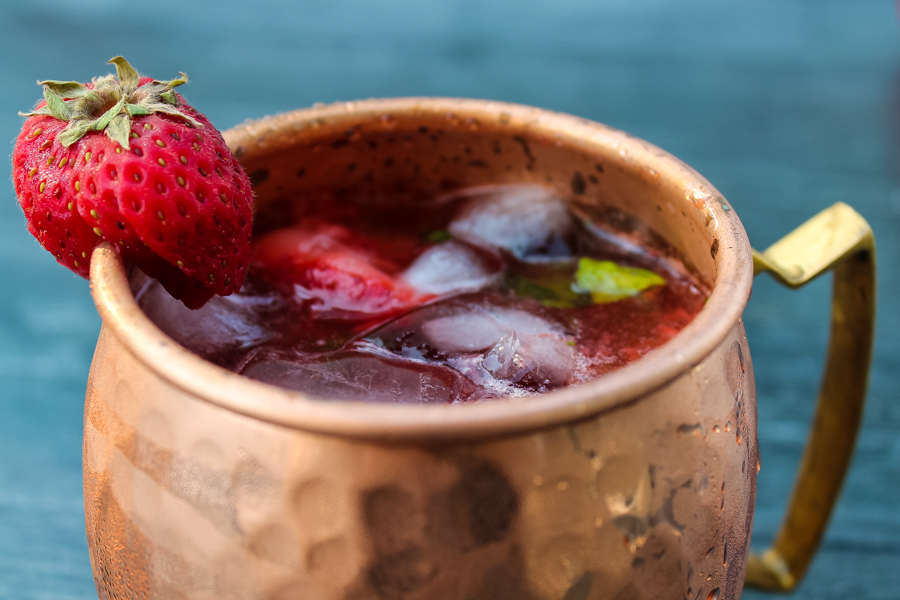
[92,98,753,440]
[236,102,722,289]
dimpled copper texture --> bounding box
[86,98,756,599]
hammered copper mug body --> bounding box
[83,98,872,600]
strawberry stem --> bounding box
[18,57,200,150]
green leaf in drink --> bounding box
[573,257,666,303]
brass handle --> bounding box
[744,203,876,591]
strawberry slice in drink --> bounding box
[251,221,433,316]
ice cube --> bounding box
[421,309,508,352]
[135,275,272,358]
[400,241,499,296]
[363,295,576,389]
[241,349,482,404]
[447,184,573,260]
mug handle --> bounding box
[744,202,876,591]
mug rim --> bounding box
[89,97,754,442]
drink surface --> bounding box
[134,184,708,403]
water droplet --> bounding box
[713,425,721,433]
[707,587,721,600]
[677,423,703,438]
[533,475,543,486]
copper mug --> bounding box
[84,98,875,600]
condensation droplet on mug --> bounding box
[736,429,742,446]
[708,587,721,600]
[756,455,762,473]
[533,475,544,486]
[677,423,703,439]
[686,182,711,206]
[713,425,721,434]
[724,421,731,432]
[685,182,719,229]
[723,543,728,566]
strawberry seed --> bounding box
[156,140,165,147]
[93,228,102,236]
[157,210,165,221]
[67,202,73,211]
[30,128,42,137]
[75,181,81,192]
[158,158,167,167]
[177,176,185,187]
[39,181,45,193]
[90,209,98,219]
[180,156,187,164]
[134,148,143,157]
[59,157,68,168]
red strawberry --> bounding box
[12,57,253,308]
[252,222,431,315]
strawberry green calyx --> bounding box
[18,56,200,150]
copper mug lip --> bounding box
[89,97,754,442]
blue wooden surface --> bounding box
[0,0,897,598]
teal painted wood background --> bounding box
[0,1,897,598]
